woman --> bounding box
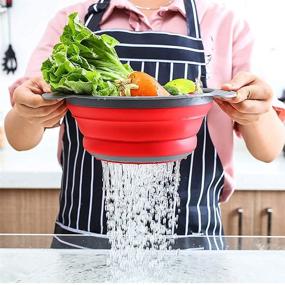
[4,0,285,249]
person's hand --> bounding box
[215,72,273,126]
[13,77,67,128]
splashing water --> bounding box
[102,161,181,278]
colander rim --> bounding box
[43,92,213,108]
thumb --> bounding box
[221,72,256,91]
[29,77,51,94]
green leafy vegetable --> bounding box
[41,13,132,96]
[164,85,181,95]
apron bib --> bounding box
[53,0,225,250]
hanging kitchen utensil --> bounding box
[2,0,17,74]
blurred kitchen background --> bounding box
[0,0,284,238]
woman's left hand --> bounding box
[215,72,273,125]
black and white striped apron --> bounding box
[52,0,225,250]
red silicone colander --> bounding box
[43,93,213,163]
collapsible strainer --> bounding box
[43,92,218,163]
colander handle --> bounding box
[199,88,237,98]
[42,92,72,100]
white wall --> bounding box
[216,0,285,99]
[0,0,80,112]
[0,0,285,112]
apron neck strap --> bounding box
[184,0,201,38]
[85,0,201,39]
[84,0,111,29]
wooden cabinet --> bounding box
[221,191,285,236]
[0,189,59,234]
[221,191,255,236]
[0,188,285,237]
[255,192,285,236]
[0,189,59,248]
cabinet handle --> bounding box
[237,208,243,250]
[266,208,273,249]
[237,208,244,236]
[266,208,273,237]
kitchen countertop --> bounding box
[1,249,285,283]
[0,128,284,190]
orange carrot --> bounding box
[129,71,158,96]
[116,71,170,97]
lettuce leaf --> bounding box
[41,13,132,96]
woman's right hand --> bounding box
[13,77,67,128]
